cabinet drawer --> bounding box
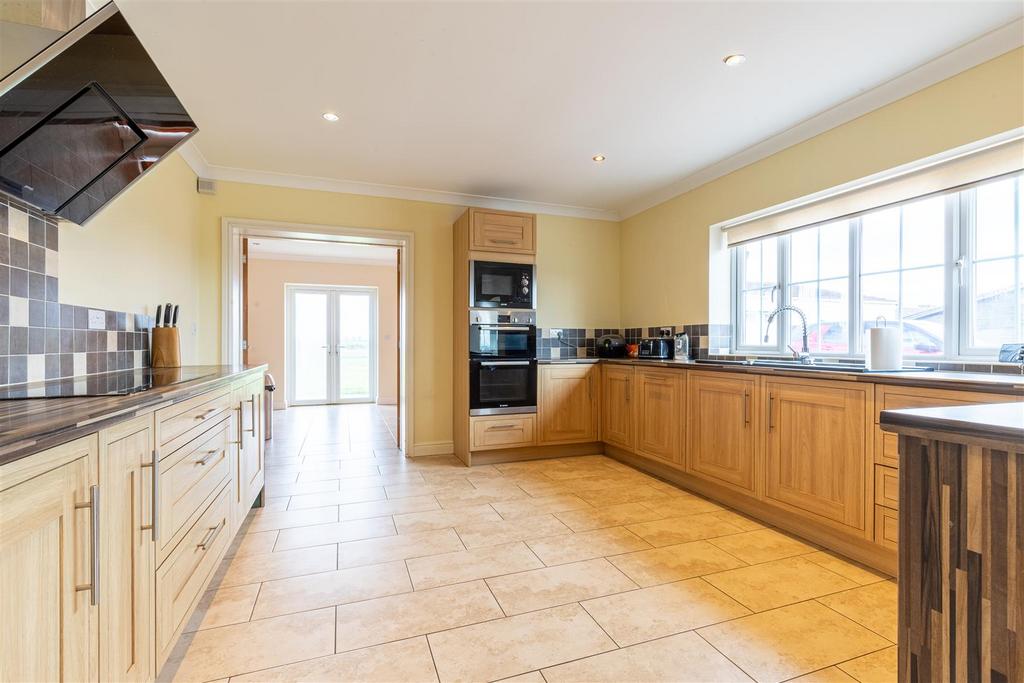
[874,465,899,510]
[875,429,900,468]
[155,484,231,668]
[873,384,1017,424]
[157,418,231,559]
[471,415,536,450]
[156,387,232,451]
[874,505,899,550]
[470,210,535,254]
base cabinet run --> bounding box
[0,370,265,682]
[686,372,757,494]
[538,364,600,445]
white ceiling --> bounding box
[118,1,1023,219]
[248,237,397,265]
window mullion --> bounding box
[850,218,862,356]
[779,236,789,354]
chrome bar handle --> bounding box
[195,449,218,466]
[194,407,219,421]
[75,485,100,605]
[743,391,750,426]
[152,450,161,541]
[197,519,226,551]
[242,398,256,436]
[486,424,517,431]
[767,392,775,431]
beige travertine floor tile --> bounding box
[526,526,650,565]
[580,577,751,646]
[427,603,616,683]
[708,528,817,564]
[836,645,897,681]
[485,558,637,615]
[224,529,278,558]
[263,497,290,511]
[789,667,858,682]
[575,484,670,506]
[245,505,339,533]
[554,501,667,532]
[274,515,396,551]
[496,672,545,683]
[287,487,386,509]
[541,631,753,682]
[231,636,439,683]
[385,479,475,499]
[542,465,623,481]
[338,494,440,521]
[264,478,339,498]
[163,608,335,682]
[184,584,260,632]
[804,551,890,586]
[406,541,544,590]
[704,556,860,612]
[817,581,898,642]
[394,504,502,533]
[455,514,573,549]
[626,511,748,546]
[339,473,422,490]
[434,487,530,509]
[217,544,337,587]
[698,601,891,683]
[251,560,411,619]
[514,479,578,497]
[638,492,725,517]
[335,580,503,652]
[559,475,654,493]
[608,540,746,587]
[338,528,465,568]
[491,494,592,519]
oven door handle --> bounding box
[479,361,532,367]
[475,326,533,331]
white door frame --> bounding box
[285,284,379,406]
[223,217,413,455]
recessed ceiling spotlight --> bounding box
[592,154,606,163]
[322,112,340,122]
[723,54,747,66]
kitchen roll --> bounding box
[866,326,902,371]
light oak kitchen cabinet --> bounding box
[1,436,99,683]
[538,363,600,444]
[98,416,156,683]
[469,208,536,254]
[763,378,872,534]
[686,371,758,494]
[601,365,635,450]
[634,367,684,466]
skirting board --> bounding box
[412,441,455,457]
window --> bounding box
[732,172,1023,359]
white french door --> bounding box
[287,285,377,406]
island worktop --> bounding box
[0,365,267,466]
[881,403,1023,682]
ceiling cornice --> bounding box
[177,18,1022,226]
[176,142,620,222]
[618,18,1024,219]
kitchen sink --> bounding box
[694,359,934,374]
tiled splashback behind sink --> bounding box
[536,324,731,359]
[0,198,154,386]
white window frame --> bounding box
[730,171,1023,361]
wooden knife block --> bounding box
[151,327,181,368]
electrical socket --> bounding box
[659,327,673,337]
[550,328,563,339]
[87,309,105,330]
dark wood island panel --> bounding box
[882,402,1024,683]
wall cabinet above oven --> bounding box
[469,208,536,256]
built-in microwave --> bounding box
[469,359,537,416]
[470,260,535,309]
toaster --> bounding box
[637,338,674,359]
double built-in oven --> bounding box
[468,272,537,416]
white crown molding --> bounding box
[176,140,619,222]
[618,18,1024,220]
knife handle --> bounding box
[155,305,163,327]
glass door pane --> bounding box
[337,292,374,401]
[292,290,330,403]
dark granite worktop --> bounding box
[538,357,1024,394]
[880,402,1024,446]
[0,365,266,466]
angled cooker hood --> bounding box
[0,3,196,225]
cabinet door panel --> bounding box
[765,381,868,531]
[99,416,155,683]
[470,210,535,253]
[539,364,599,444]
[687,373,756,493]
[1,438,97,682]
[635,369,683,465]
[601,366,634,450]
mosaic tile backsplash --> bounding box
[536,324,730,360]
[0,198,153,386]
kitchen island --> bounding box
[880,402,1024,683]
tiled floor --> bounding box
[161,404,898,683]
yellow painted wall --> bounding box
[620,47,1024,327]
[57,153,204,362]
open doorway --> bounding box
[223,219,412,454]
